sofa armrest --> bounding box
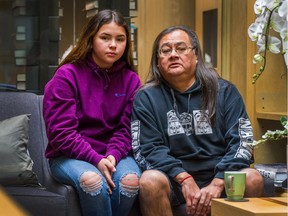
[42,161,82,216]
[38,95,82,216]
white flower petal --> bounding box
[254,0,268,14]
[248,22,265,41]
[280,27,288,42]
[266,0,281,11]
[282,37,288,68]
[268,36,281,53]
[256,36,267,53]
[271,11,285,32]
[278,0,288,21]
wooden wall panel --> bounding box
[195,0,222,74]
[246,0,257,127]
[133,0,195,83]
[221,0,247,100]
[229,1,247,97]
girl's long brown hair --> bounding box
[58,9,136,73]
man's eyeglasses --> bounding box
[158,45,195,57]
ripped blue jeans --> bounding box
[49,156,141,216]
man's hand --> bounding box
[176,172,224,216]
[193,178,225,216]
[97,158,116,194]
[180,175,201,215]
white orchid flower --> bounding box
[283,49,288,68]
[278,0,288,21]
[256,36,267,53]
[248,15,268,41]
[268,36,282,53]
[249,0,288,83]
[256,35,281,54]
[280,25,288,41]
[254,0,268,15]
[281,29,288,67]
[248,22,264,41]
[270,10,285,32]
[266,0,282,11]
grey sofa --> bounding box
[1,91,273,216]
[0,91,190,216]
[0,92,82,216]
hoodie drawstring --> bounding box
[102,69,111,90]
[170,88,179,115]
[170,88,191,117]
[187,94,191,114]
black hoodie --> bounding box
[131,78,254,184]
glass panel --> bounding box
[0,0,134,94]
[203,9,218,68]
[0,0,60,94]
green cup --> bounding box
[224,171,246,201]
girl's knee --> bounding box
[120,173,140,197]
[79,171,102,195]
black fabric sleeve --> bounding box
[131,91,186,178]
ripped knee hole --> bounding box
[120,174,139,192]
[80,171,102,193]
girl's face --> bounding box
[91,22,127,69]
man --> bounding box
[131,25,263,216]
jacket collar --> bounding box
[85,54,127,74]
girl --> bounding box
[43,9,141,216]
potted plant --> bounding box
[249,117,288,147]
[247,0,287,148]
[248,0,287,84]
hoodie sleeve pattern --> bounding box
[214,82,254,179]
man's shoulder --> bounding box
[134,84,164,104]
[217,78,243,105]
[137,84,162,95]
[217,78,238,92]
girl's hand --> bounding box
[97,158,116,194]
[106,155,116,167]
[106,155,116,183]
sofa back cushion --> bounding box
[0,114,40,186]
[0,92,47,185]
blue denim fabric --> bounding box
[49,156,141,216]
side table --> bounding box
[211,197,287,216]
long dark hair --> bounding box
[58,9,136,72]
[146,25,219,123]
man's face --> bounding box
[157,30,198,89]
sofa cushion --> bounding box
[0,114,40,186]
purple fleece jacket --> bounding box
[43,56,141,166]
